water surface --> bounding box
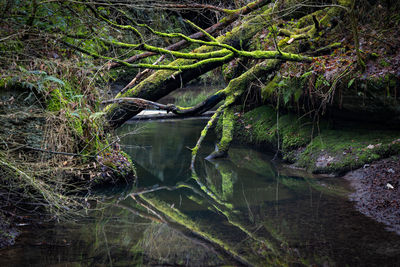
[1,119,400,266]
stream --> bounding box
[1,119,400,266]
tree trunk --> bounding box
[105,6,273,128]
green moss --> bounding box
[261,75,280,102]
[297,10,325,28]
[219,166,234,201]
[222,60,239,82]
[237,106,277,145]
[96,149,136,180]
[217,107,235,153]
[66,113,84,137]
[105,7,275,119]
[297,129,400,174]
[47,88,68,111]
[119,150,133,166]
[0,77,10,88]
[379,59,391,67]
[279,114,313,151]
[278,37,290,47]
[227,105,400,175]
[231,106,312,153]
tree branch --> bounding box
[107,0,270,68]
[102,89,226,116]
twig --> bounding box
[129,185,180,196]
[8,143,94,158]
[120,55,166,94]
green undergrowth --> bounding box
[44,80,136,183]
[0,59,135,226]
[227,106,400,175]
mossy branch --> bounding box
[102,89,226,116]
[64,35,311,70]
[185,19,218,42]
[89,4,143,41]
[60,40,235,70]
[190,104,226,170]
[103,39,232,60]
[108,0,270,68]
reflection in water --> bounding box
[1,119,400,266]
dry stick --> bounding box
[107,0,269,69]
[102,97,174,111]
[129,185,180,196]
[120,55,166,94]
[114,203,165,223]
[130,194,165,222]
[0,158,67,210]
[152,3,231,13]
[5,142,93,158]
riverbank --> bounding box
[0,86,135,249]
[345,156,400,235]
[222,105,400,235]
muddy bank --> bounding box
[345,156,400,235]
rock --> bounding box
[386,183,394,189]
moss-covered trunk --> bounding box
[104,6,273,128]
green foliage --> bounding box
[315,75,330,89]
[347,78,356,88]
[379,59,391,67]
[261,76,279,101]
[262,75,304,107]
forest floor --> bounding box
[345,156,400,235]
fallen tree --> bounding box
[62,0,391,168]
[95,1,349,159]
